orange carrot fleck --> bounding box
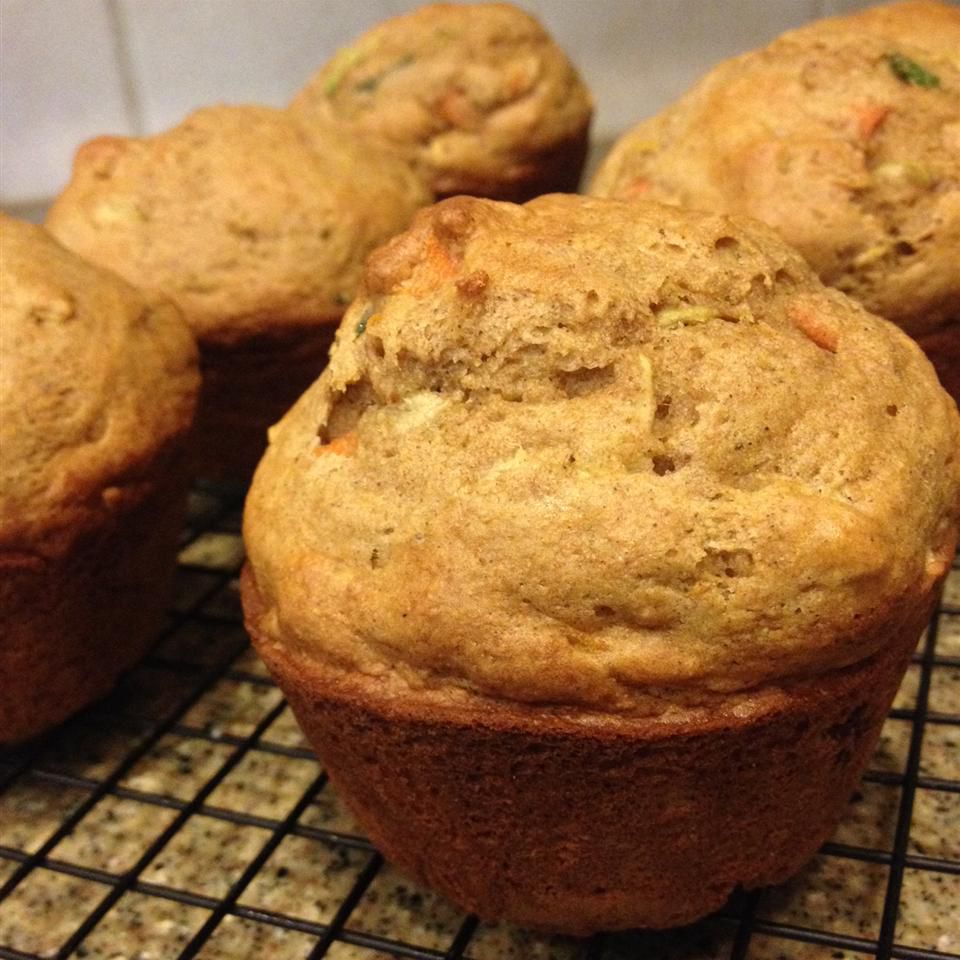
[314,432,359,457]
[424,231,460,278]
[437,89,481,130]
[624,177,651,199]
[789,303,839,353]
[856,103,890,141]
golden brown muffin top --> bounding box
[0,215,199,556]
[46,105,431,346]
[291,2,593,200]
[591,0,960,340]
[245,195,960,713]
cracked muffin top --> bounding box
[0,215,198,556]
[590,0,960,342]
[244,195,960,714]
[46,105,430,346]
[290,2,592,201]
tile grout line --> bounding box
[104,0,145,136]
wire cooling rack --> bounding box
[0,484,957,960]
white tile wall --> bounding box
[819,0,889,10]
[521,0,820,140]
[114,0,396,134]
[0,0,937,206]
[0,0,134,204]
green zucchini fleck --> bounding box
[885,52,940,88]
[355,305,374,339]
[354,54,416,94]
[324,46,365,96]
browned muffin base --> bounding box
[0,472,188,744]
[193,324,337,483]
[917,324,960,406]
[432,127,590,203]
[243,567,930,934]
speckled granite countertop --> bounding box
[0,494,958,960]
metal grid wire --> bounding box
[0,484,957,960]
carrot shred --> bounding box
[424,232,460,277]
[437,89,481,129]
[789,303,839,353]
[314,432,359,457]
[624,177,651,199]
[856,103,890,141]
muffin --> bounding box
[0,215,199,744]
[242,194,959,932]
[46,104,430,480]
[590,0,960,401]
[291,2,593,202]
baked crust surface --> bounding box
[0,214,198,556]
[291,2,593,201]
[46,105,430,345]
[591,0,960,343]
[244,194,960,711]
